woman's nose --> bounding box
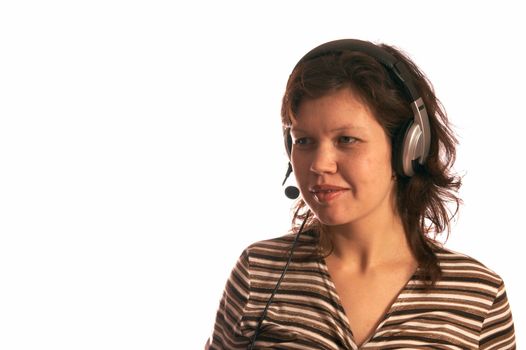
[310,144,337,175]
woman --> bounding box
[206,39,515,349]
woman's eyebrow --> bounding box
[291,124,365,133]
[329,125,365,132]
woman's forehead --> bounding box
[291,88,379,131]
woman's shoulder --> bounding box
[242,230,319,260]
[433,245,505,289]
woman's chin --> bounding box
[313,211,351,227]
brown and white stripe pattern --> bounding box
[207,232,515,349]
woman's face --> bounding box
[290,87,397,229]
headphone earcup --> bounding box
[393,118,418,177]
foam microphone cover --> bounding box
[285,186,300,199]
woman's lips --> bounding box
[309,185,349,203]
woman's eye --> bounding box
[339,136,356,144]
[294,137,310,145]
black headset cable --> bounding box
[248,209,311,349]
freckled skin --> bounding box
[291,88,396,231]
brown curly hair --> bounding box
[281,41,462,285]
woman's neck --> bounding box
[325,214,414,273]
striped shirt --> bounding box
[207,231,516,349]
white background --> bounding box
[1,1,524,349]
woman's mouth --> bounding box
[309,185,349,203]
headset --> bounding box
[251,39,432,348]
[283,38,432,179]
